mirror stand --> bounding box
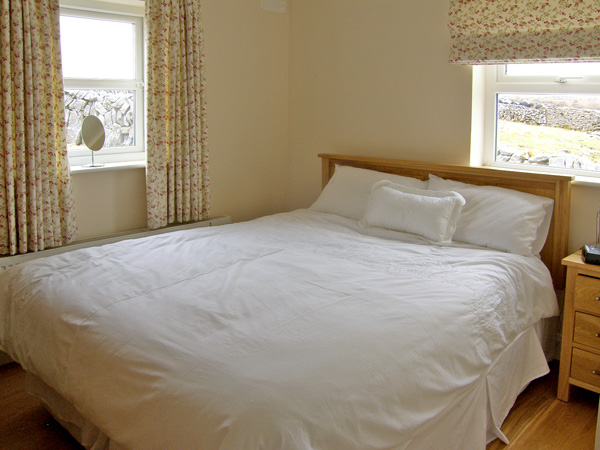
[80,115,106,168]
[84,150,104,168]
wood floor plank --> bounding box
[506,397,596,449]
[0,363,83,450]
[487,361,598,449]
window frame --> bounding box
[477,64,600,178]
[60,6,145,168]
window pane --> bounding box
[60,15,135,79]
[496,94,600,172]
[65,90,135,149]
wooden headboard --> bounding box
[319,154,573,290]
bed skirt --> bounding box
[25,318,557,450]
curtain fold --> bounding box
[0,0,77,256]
[146,0,210,230]
[448,0,600,64]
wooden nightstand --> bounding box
[558,251,600,401]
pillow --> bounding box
[310,165,428,220]
[427,174,554,256]
[358,181,466,243]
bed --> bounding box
[0,154,572,450]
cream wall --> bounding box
[288,0,472,210]
[203,1,289,223]
[287,0,600,254]
[72,168,147,238]
[72,0,289,240]
[570,184,600,251]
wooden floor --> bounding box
[486,361,598,450]
[0,361,597,449]
[0,363,83,450]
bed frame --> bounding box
[319,154,573,290]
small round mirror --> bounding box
[81,115,105,151]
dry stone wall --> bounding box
[64,90,135,148]
[498,99,600,132]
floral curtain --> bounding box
[0,0,77,256]
[448,0,600,64]
[145,0,211,229]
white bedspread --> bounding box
[0,210,558,450]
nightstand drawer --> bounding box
[574,312,600,349]
[574,274,600,315]
[559,253,600,402]
[571,348,600,388]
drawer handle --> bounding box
[596,333,600,337]
[593,370,600,376]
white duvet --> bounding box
[0,210,558,450]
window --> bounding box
[477,63,600,177]
[60,7,144,167]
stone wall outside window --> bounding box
[64,89,135,149]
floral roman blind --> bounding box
[448,0,600,64]
[145,0,211,229]
[0,0,78,256]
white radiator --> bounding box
[0,216,231,269]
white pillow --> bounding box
[310,165,428,220]
[358,181,466,243]
[427,174,554,256]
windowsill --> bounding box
[70,160,146,174]
[482,161,600,187]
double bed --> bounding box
[0,154,572,450]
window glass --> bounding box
[60,15,135,80]
[496,93,600,172]
[60,7,144,167]
[479,63,600,177]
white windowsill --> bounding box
[481,160,600,188]
[70,160,146,174]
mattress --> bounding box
[0,209,559,450]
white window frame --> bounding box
[474,64,600,178]
[60,5,145,168]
